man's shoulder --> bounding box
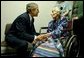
[19,12,29,18]
[13,12,29,22]
[15,12,30,21]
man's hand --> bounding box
[32,34,48,44]
[32,33,51,44]
[36,34,48,41]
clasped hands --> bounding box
[32,33,51,44]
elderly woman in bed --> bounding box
[32,6,68,57]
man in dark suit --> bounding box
[5,3,47,57]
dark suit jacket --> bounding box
[6,12,39,43]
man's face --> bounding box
[30,6,39,17]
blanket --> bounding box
[32,37,64,57]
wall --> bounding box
[1,1,74,42]
[1,1,56,41]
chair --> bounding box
[63,20,80,57]
[64,35,80,57]
[61,20,73,47]
[39,27,48,34]
[1,24,34,56]
[1,24,17,56]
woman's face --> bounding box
[51,10,60,20]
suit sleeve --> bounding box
[15,17,34,42]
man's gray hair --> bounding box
[26,3,38,13]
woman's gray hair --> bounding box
[26,3,38,13]
[52,6,61,14]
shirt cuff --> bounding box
[34,35,37,40]
[32,35,37,44]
